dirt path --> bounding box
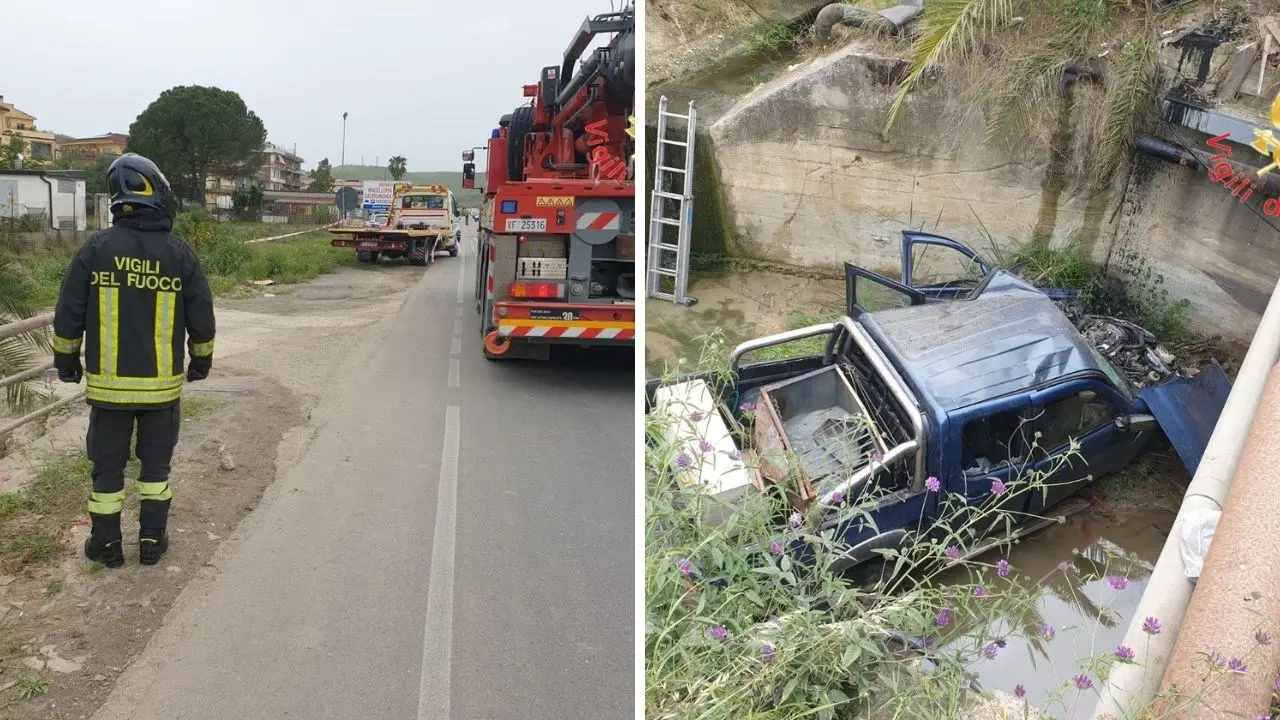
[0,263,424,718]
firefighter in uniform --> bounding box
[51,153,216,568]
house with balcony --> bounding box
[0,96,57,163]
[259,143,304,191]
[57,133,128,162]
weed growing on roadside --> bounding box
[16,675,47,700]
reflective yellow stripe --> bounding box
[189,339,214,357]
[136,480,172,502]
[155,291,175,377]
[52,334,82,354]
[86,373,184,390]
[86,384,183,405]
[98,287,120,376]
[88,490,125,515]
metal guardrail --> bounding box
[0,311,85,440]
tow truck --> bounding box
[647,234,1233,571]
[329,184,463,266]
[461,5,635,360]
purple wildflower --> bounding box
[728,448,743,461]
[1257,629,1273,646]
[1228,657,1248,674]
[918,636,936,648]
[1108,575,1129,591]
[676,558,694,576]
[936,608,953,628]
[740,400,757,413]
[871,450,885,462]
[925,476,941,492]
[708,625,729,642]
[761,642,776,663]
[829,491,845,504]
[1114,645,1135,662]
[1073,674,1094,690]
[769,540,783,556]
[1142,617,1162,635]
[698,440,713,454]
[983,643,999,659]
[990,479,1007,496]
[1040,624,1056,641]
[690,411,706,423]
[1206,650,1226,670]
[1014,684,1026,700]
[996,559,1010,577]
[972,586,988,598]
[788,512,804,528]
[995,638,1007,648]
[945,545,960,561]
[675,453,691,469]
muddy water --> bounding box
[955,504,1177,718]
[647,45,804,123]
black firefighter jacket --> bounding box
[52,213,216,410]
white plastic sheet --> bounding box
[1179,507,1222,583]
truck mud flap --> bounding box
[1139,360,1232,476]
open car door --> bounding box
[844,262,926,317]
[1139,361,1232,476]
[900,231,991,300]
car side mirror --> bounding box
[1115,413,1158,433]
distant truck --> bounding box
[329,184,463,266]
[648,234,1232,572]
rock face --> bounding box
[704,39,1280,342]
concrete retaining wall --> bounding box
[706,39,1279,342]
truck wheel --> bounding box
[409,240,427,266]
[357,251,373,264]
[507,105,534,182]
[369,252,380,263]
[449,244,459,257]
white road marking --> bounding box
[450,337,462,356]
[455,246,466,304]
[416,404,461,720]
[453,319,463,335]
[448,359,460,388]
[455,306,463,318]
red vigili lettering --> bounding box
[585,119,610,145]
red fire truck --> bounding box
[462,6,635,360]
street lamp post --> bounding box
[341,112,348,167]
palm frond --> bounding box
[883,0,1018,136]
[984,53,1075,150]
[0,335,52,415]
[1091,34,1159,185]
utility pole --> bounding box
[341,112,348,167]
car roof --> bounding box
[860,271,1104,413]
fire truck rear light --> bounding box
[510,282,563,299]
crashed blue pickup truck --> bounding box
[647,232,1231,570]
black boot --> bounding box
[85,513,124,568]
[138,530,168,566]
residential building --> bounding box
[0,169,88,231]
[0,96,57,163]
[57,132,128,161]
[259,143,304,191]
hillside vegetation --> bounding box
[330,165,486,206]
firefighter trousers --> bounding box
[86,405,181,537]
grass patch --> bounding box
[752,312,830,361]
[181,395,221,420]
[16,675,47,700]
[0,451,92,570]
[748,23,795,54]
[13,209,356,307]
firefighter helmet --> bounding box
[106,153,174,216]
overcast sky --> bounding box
[1,0,624,173]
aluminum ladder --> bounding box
[646,96,698,306]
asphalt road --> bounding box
[92,230,635,720]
